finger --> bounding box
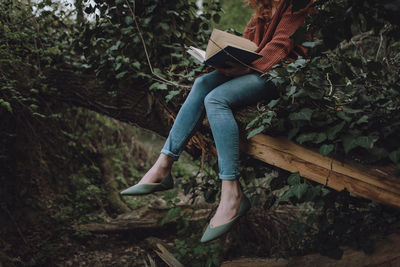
[229,61,246,68]
[225,61,239,68]
[215,69,229,77]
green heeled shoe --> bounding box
[200,195,251,243]
[119,174,174,196]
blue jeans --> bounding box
[161,70,278,180]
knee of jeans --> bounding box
[204,91,228,111]
[192,75,212,96]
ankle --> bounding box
[156,154,174,170]
[221,180,242,200]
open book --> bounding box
[187,29,262,68]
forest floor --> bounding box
[54,233,148,266]
[3,126,400,267]
[53,232,170,267]
[48,208,400,267]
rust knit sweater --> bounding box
[243,0,312,73]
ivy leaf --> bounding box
[327,121,345,140]
[246,117,259,130]
[314,133,327,144]
[288,172,301,185]
[115,62,122,71]
[146,5,157,14]
[153,68,166,78]
[115,71,128,79]
[121,26,134,35]
[356,135,378,149]
[286,85,297,96]
[149,82,168,90]
[342,107,363,114]
[302,41,320,48]
[160,207,181,225]
[292,184,309,199]
[296,132,317,144]
[289,108,313,121]
[320,144,334,156]
[125,16,133,25]
[267,98,280,109]
[342,135,358,154]
[304,185,322,202]
[262,116,272,125]
[0,99,12,113]
[159,23,169,31]
[247,125,265,139]
[109,41,121,51]
[356,115,368,124]
[337,111,352,122]
[132,61,141,69]
[321,187,331,196]
[165,90,180,103]
[280,189,294,201]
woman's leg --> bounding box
[139,71,231,184]
[203,73,278,226]
[161,71,231,160]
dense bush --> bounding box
[243,0,400,259]
[76,0,221,97]
[246,0,400,167]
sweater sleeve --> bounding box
[252,4,310,73]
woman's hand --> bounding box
[215,61,252,77]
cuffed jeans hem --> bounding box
[160,149,180,161]
[219,173,240,180]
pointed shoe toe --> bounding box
[119,174,174,196]
[200,219,237,243]
[200,195,251,243]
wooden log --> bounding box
[154,243,184,267]
[241,134,400,208]
[74,204,213,233]
[221,233,400,267]
[145,237,184,267]
[52,67,400,208]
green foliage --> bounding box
[241,2,400,256]
[174,236,221,266]
[265,170,400,259]
[155,155,224,266]
[76,0,221,102]
[0,0,69,120]
[246,0,400,167]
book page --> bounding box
[187,46,206,63]
[205,29,258,59]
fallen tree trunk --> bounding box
[51,67,400,208]
[241,134,400,208]
[74,203,214,233]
